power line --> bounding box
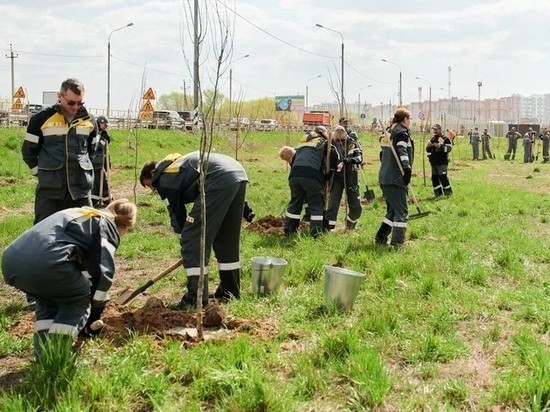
[0,47,101,59]
[214,0,338,59]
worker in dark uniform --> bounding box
[524,128,534,163]
[469,127,480,160]
[140,152,248,309]
[284,129,339,238]
[505,127,521,160]
[426,124,453,197]
[22,78,98,224]
[91,115,112,207]
[481,128,495,159]
[1,199,137,357]
[540,128,550,163]
[326,118,363,230]
[375,107,414,247]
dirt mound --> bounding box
[9,298,255,343]
[246,215,307,235]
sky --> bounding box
[1,0,550,114]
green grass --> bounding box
[0,127,549,410]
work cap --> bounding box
[432,123,442,130]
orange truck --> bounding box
[303,111,331,127]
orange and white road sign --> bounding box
[140,111,153,120]
[141,100,154,112]
[143,87,156,100]
[13,86,26,98]
[11,98,23,110]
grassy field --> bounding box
[0,126,549,411]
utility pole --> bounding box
[478,81,483,123]
[5,44,18,103]
[181,79,189,109]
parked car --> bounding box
[149,110,185,130]
[178,110,203,130]
[256,119,278,131]
[229,117,251,131]
[26,104,43,116]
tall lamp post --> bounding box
[415,76,432,126]
[229,54,250,121]
[107,23,134,117]
[382,58,402,106]
[316,24,344,118]
[358,85,372,125]
[477,81,482,124]
[305,74,322,111]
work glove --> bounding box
[79,304,105,338]
[243,201,255,223]
[403,168,412,186]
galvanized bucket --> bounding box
[251,257,287,295]
[324,265,365,311]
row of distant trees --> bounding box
[157,91,299,123]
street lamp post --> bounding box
[107,23,134,117]
[358,85,372,125]
[305,75,322,111]
[415,76,432,127]
[316,24,344,118]
[477,81,482,124]
[382,58,402,106]
[229,54,250,121]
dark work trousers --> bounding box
[91,167,110,207]
[542,139,549,163]
[2,258,91,355]
[34,190,92,224]
[482,140,494,159]
[471,142,480,160]
[285,176,324,237]
[326,171,362,230]
[430,164,452,196]
[379,184,408,245]
[505,139,517,159]
[180,181,247,305]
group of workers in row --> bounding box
[1,76,535,359]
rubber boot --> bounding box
[374,222,392,245]
[284,217,300,236]
[213,269,241,302]
[390,226,407,246]
[345,219,357,230]
[178,276,209,309]
[443,186,453,196]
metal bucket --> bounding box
[251,257,287,295]
[324,265,365,311]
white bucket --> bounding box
[324,265,365,311]
[251,256,287,295]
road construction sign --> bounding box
[140,111,153,120]
[143,88,156,100]
[13,86,25,98]
[141,100,154,112]
[11,98,23,110]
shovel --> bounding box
[115,258,183,306]
[363,184,375,202]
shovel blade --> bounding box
[114,287,134,305]
[363,188,375,202]
[409,211,431,220]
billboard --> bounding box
[275,95,304,112]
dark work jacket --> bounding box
[22,104,98,200]
[426,134,452,165]
[378,123,414,187]
[290,136,339,181]
[152,151,248,233]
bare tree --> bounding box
[181,0,234,339]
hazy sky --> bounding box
[1,0,549,112]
